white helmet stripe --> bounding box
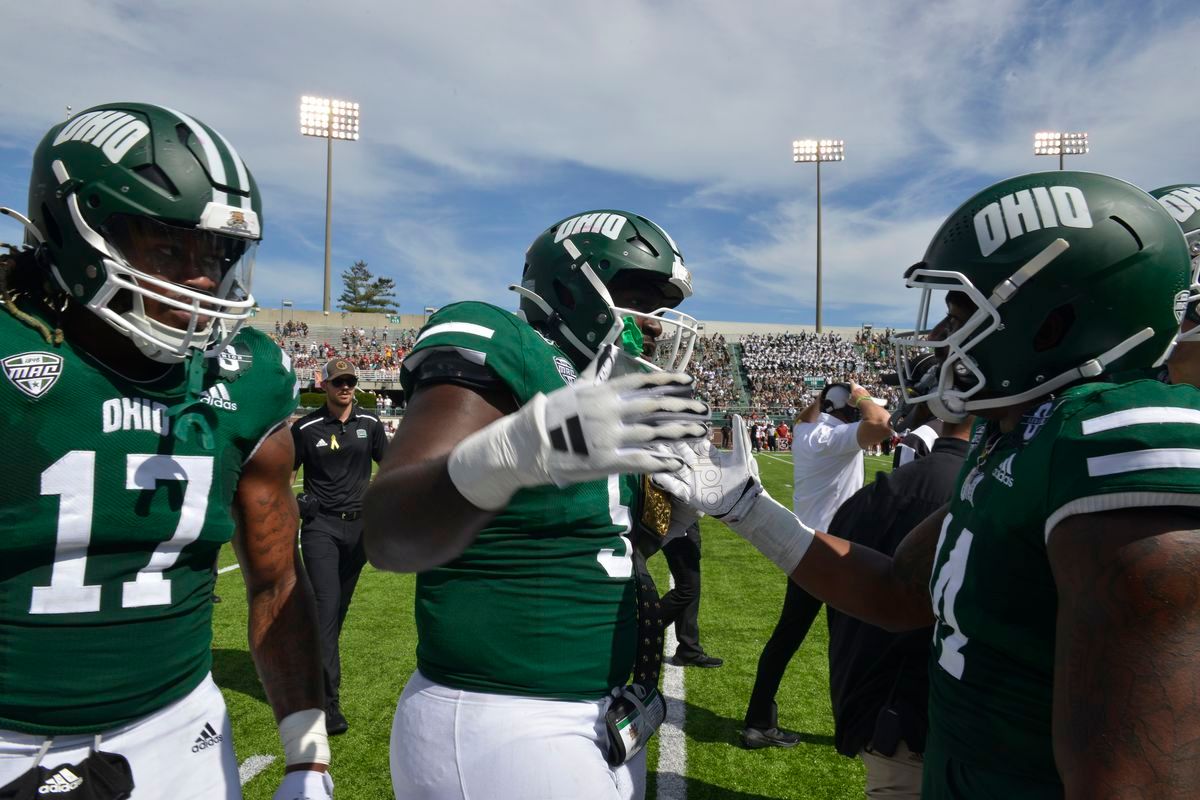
[211,127,250,210]
[159,105,229,206]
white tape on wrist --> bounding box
[446,395,545,511]
[279,708,331,767]
[731,492,816,574]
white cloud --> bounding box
[7,0,1199,324]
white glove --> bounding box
[652,415,815,573]
[448,347,710,511]
[273,769,334,800]
[651,414,762,522]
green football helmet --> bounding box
[512,210,698,371]
[892,171,1189,420]
[1150,184,1200,342]
[18,102,261,363]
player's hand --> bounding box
[448,345,710,510]
[654,415,815,573]
[651,414,763,523]
[273,768,333,800]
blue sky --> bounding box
[3,0,1198,327]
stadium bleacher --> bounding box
[248,311,896,414]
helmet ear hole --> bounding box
[1033,304,1076,353]
[39,203,63,248]
[553,279,575,310]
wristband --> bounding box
[729,492,816,573]
[279,708,331,767]
[850,393,867,408]
[446,394,546,511]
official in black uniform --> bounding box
[825,415,972,798]
[662,521,722,668]
[292,358,388,736]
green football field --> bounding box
[213,451,897,799]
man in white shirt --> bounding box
[742,382,893,748]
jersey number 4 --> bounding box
[31,450,214,615]
[930,513,974,680]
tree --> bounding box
[337,260,398,313]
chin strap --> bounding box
[167,350,216,450]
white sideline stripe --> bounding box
[759,453,792,466]
[415,322,495,345]
[238,754,275,785]
[217,564,241,574]
[1087,448,1200,477]
[657,574,687,800]
[1081,406,1200,435]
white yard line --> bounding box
[758,452,793,466]
[657,574,687,800]
[238,754,276,785]
[217,563,241,574]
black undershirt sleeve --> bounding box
[408,347,508,396]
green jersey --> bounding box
[0,305,298,734]
[925,379,1200,798]
[400,302,640,700]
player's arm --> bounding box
[1048,507,1200,798]
[657,414,937,631]
[364,348,709,574]
[363,381,514,574]
[788,506,942,631]
[232,425,330,778]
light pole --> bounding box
[793,139,844,333]
[300,96,361,315]
[1034,131,1088,171]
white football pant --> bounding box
[391,670,646,800]
[0,674,240,798]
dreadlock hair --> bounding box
[0,244,65,345]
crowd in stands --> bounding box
[267,318,901,421]
[740,331,899,414]
[688,334,739,407]
[270,326,419,374]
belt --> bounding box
[322,509,361,521]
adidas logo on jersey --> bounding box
[200,383,238,411]
[192,722,224,753]
[991,453,1016,487]
[316,438,328,448]
[102,396,170,436]
[37,766,83,793]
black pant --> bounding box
[300,514,367,707]
[745,578,823,728]
[660,523,703,656]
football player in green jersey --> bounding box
[0,103,331,799]
[1152,185,1200,387]
[659,172,1200,799]
[363,211,710,799]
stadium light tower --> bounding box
[300,96,361,315]
[793,138,845,333]
[1033,131,1088,171]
